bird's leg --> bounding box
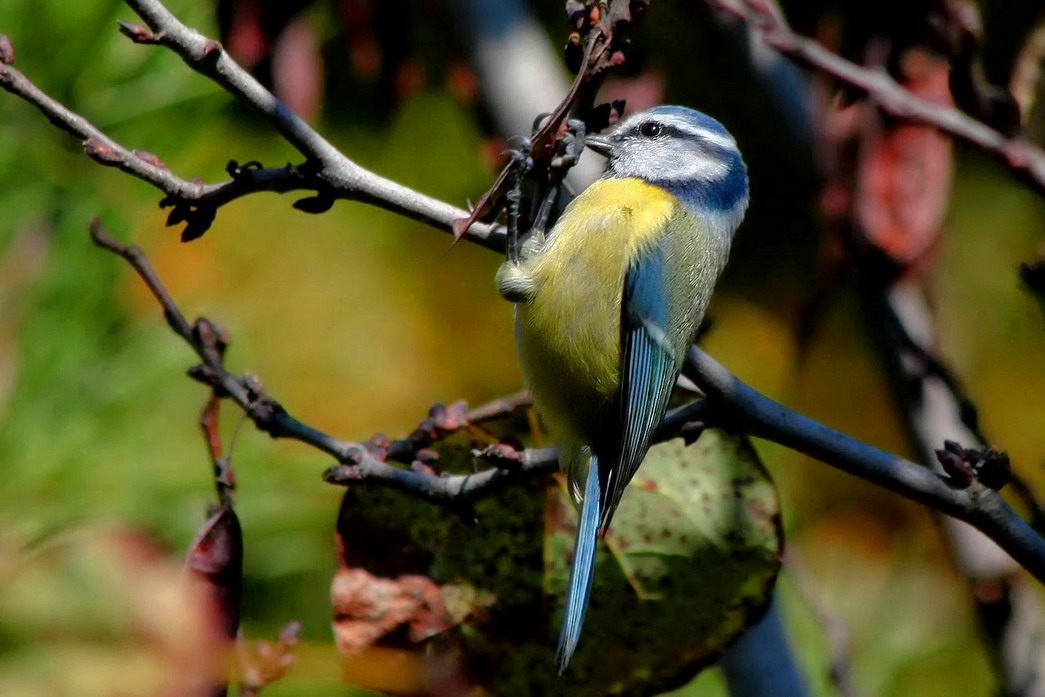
[497,131,541,304]
[552,118,587,171]
[505,135,533,267]
[497,116,585,303]
[532,119,586,245]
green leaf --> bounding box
[332,430,781,696]
[540,431,782,693]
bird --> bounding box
[495,105,749,673]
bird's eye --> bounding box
[639,122,663,137]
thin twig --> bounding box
[88,217,558,504]
[200,395,236,505]
[119,0,504,248]
[88,213,1045,586]
[3,0,1039,591]
[0,17,503,249]
[704,0,1045,197]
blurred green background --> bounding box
[2,0,1045,695]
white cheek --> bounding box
[608,143,729,182]
[677,156,729,182]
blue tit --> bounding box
[495,105,749,672]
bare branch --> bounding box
[120,0,504,248]
[0,12,504,249]
[6,0,1040,594]
[684,346,1045,585]
[87,214,1045,587]
[89,217,556,505]
[368,395,530,465]
[88,216,720,510]
[705,0,1045,197]
[0,54,278,199]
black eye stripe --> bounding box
[629,122,735,154]
[635,122,697,139]
[637,121,663,137]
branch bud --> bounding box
[0,35,14,65]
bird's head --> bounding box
[585,105,748,214]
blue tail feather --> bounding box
[556,454,602,674]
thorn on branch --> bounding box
[411,449,440,475]
[679,420,706,446]
[0,35,14,65]
[292,192,336,214]
[83,138,121,166]
[200,39,224,66]
[364,433,390,460]
[192,317,229,361]
[472,442,525,470]
[159,194,217,242]
[116,19,165,45]
[935,440,1011,490]
[226,159,264,179]
[242,372,265,402]
[132,149,167,169]
[187,363,222,389]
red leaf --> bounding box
[856,52,953,272]
[186,504,243,639]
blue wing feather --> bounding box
[556,452,602,673]
[555,239,682,671]
[599,239,679,532]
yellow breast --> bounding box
[515,178,679,441]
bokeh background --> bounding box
[2,0,1045,695]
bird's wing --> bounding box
[556,451,602,673]
[599,235,681,532]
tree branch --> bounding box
[89,212,1045,587]
[0,14,503,248]
[119,0,504,248]
[89,217,559,506]
[5,0,1040,591]
[704,0,1045,197]
[87,218,717,509]
[684,346,1045,585]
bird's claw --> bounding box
[551,119,587,170]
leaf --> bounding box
[609,432,781,601]
[855,52,953,272]
[329,430,781,695]
[541,430,782,690]
[186,504,243,639]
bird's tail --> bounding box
[556,453,602,674]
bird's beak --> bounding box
[584,133,614,157]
